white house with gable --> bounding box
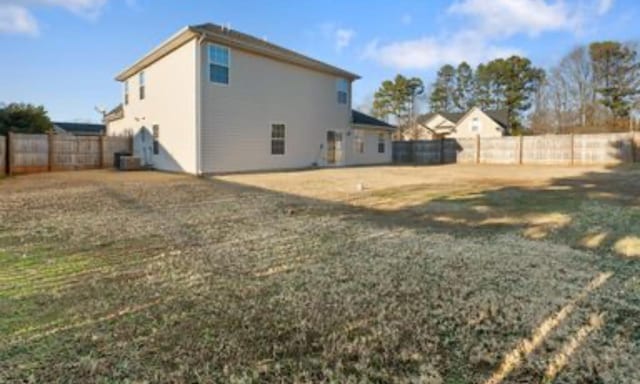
[106,23,394,174]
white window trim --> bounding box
[139,71,146,100]
[470,117,481,133]
[208,43,231,87]
[378,133,386,153]
[270,122,286,155]
[337,78,348,105]
[353,131,364,154]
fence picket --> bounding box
[0,135,5,176]
[4,133,132,175]
[394,132,638,166]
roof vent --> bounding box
[220,22,231,33]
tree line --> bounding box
[371,40,640,136]
[0,103,53,136]
[532,41,640,133]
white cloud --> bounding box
[320,22,355,52]
[0,4,38,35]
[448,0,579,37]
[0,0,108,35]
[401,13,412,25]
[597,0,614,15]
[335,28,355,52]
[124,0,139,9]
[39,0,107,17]
[362,31,520,70]
[363,0,611,70]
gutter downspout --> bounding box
[195,33,206,176]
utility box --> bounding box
[113,151,132,169]
[119,156,142,171]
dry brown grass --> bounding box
[221,164,640,257]
[1,167,639,383]
[218,164,607,208]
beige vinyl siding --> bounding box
[347,128,392,165]
[106,118,130,137]
[452,108,505,138]
[200,43,351,174]
[112,39,198,173]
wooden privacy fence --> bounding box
[393,132,640,166]
[5,132,132,175]
[0,135,5,176]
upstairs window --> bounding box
[124,81,129,105]
[378,133,385,153]
[139,72,145,100]
[337,79,348,104]
[471,117,481,132]
[209,44,230,85]
[271,124,285,155]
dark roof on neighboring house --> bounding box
[104,104,124,122]
[416,112,465,125]
[483,110,509,128]
[417,109,510,129]
[352,110,395,130]
[53,122,106,136]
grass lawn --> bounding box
[1,166,639,383]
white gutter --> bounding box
[195,33,206,176]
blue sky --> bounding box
[0,0,637,122]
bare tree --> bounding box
[563,47,594,128]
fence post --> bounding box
[440,138,445,164]
[1,135,5,176]
[570,133,575,166]
[7,132,13,176]
[518,135,524,165]
[99,135,105,168]
[475,135,481,164]
[410,141,416,164]
[48,132,54,172]
[633,132,639,163]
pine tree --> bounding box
[429,64,456,112]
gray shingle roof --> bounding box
[190,23,360,80]
[484,110,509,128]
[53,122,105,136]
[104,104,124,122]
[352,110,395,129]
[417,109,510,130]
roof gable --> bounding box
[116,24,360,82]
[417,112,464,127]
[418,108,510,131]
[454,107,510,132]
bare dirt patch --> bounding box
[1,168,639,383]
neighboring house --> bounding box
[106,23,395,174]
[53,122,106,136]
[410,107,509,140]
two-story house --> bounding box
[408,107,510,140]
[106,23,394,174]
